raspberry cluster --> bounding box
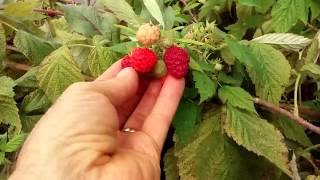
[121,23,190,79]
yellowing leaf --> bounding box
[0,76,16,98]
[225,105,291,176]
[164,148,179,180]
[271,0,308,32]
[192,71,217,103]
[37,47,84,102]
[0,24,6,70]
[14,30,57,65]
[0,97,21,133]
[4,0,44,21]
[88,46,118,77]
[176,108,281,180]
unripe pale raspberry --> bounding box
[136,23,160,46]
[121,48,157,74]
[164,46,190,78]
[214,63,223,71]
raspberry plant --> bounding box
[0,0,320,179]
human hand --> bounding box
[9,60,185,180]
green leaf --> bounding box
[255,0,275,13]
[225,105,291,176]
[21,89,51,114]
[14,30,57,65]
[273,116,312,147]
[0,97,21,133]
[177,108,281,180]
[300,63,320,79]
[248,42,291,104]
[253,33,311,51]
[37,46,84,102]
[15,67,38,88]
[1,133,27,152]
[100,0,140,26]
[109,41,138,54]
[164,148,179,180]
[60,5,110,37]
[310,0,320,20]
[88,46,118,77]
[54,30,87,45]
[305,38,320,64]
[163,7,175,30]
[192,71,217,103]
[271,0,308,32]
[172,100,200,145]
[218,86,255,113]
[21,114,42,132]
[238,0,261,8]
[143,0,165,27]
[227,15,265,39]
[227,40,291,104]
[0,24,6,70]
[0,76,16,98]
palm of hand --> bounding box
[10,61,184,180]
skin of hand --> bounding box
[9,61,185,180]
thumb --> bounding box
[92,68,139,106]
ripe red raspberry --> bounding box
[121,48,157,73]
[163,46,190,78]
[121,55,131,68]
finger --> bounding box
[124,80,163,130]
[91,68,139,106]
[142,76,185,149]
[95,60,122,81]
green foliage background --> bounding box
[0,0,320,179]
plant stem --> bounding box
[67,44,95,48]
[0,20,18,31]
[253,97,320,135]
[6,45,19,52]
[294,74,301,116]
[4,60,94,81]
[33,8,64,16]
[178,0,197,22]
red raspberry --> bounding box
[121,48,157,73]
[163,46,189,78]
[121,55,132,68]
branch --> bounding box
[280,104,320,120]
[4,61,94,81]
[253,97,320,135]
[178,0,197,22]
[33,8,64,17]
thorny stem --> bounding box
[178,0,198,22]
[294,74,301,116]
[253,97,320,135]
